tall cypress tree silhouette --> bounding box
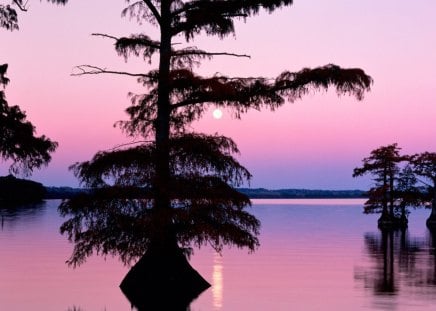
[59,0,372,304]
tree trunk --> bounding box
[426,181,436,229]
[388,170,395,217]
[127,2,211,304]
[382,168,389,217]
[154,0,172,217]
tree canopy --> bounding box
[353,144,411,227]
[410,152,436,186]
[61,133,259,265]
[353,144,407,214]
[410,152,436,228]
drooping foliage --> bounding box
[0,0,68,31]
[60,134,258,266]
[1,1,66,174]
[0,1,18,30]
[169,0,295,39]
[62,0,372,266]
[116,64,372,138]
[395,165,422,219]
[410,152,436,188]
[0,64,58,175]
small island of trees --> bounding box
[353,143,436,229]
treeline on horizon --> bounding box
[0,175,368,202]
[44,185,367,200]
[27,186,373,201]
[238,188,366,199]
[45,187,366,199]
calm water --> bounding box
[1,199,436,311]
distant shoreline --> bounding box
[0,174,369,203]
[238,188,366,199]
[44,186,367,200]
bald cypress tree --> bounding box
[59,0,372,304]
[353,144,410,228]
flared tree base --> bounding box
[120,245,211,311]
[378,214,408,230]
[426,213,436,230]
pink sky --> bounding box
[1,0,435,189]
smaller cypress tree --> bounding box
[410,152,436,228]
[353,144,409,228]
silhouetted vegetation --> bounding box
[1,2,63,175]
[353,144,409,228]
[354,144,435,229]
[0,64,58,175]
[60,134,258,265]
[44,186,88,199]
[0,174,45,204]
[45,186,366,200]
[238,188,366,199]
[59,0,371,304]
[410,152,436,228]
[0,0,67,31]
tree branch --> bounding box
[171,97,215,110]
[72,65,152,78]
[142,0,161,25]
[91,33,118,41]
[416,177,432,187]
[174,50,250,58]
[13,0,28,12]
[108,140,153,151]
[92,33,161,48]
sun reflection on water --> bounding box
[212,252,223,309]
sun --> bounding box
[212,109,223,119]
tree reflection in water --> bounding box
[0,202,46,230]
[356,228,436,307]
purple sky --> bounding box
[1,0,435,189]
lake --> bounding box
[1,199,436,311]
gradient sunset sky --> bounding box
[1,0,435,189]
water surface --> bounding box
[1,199,435,310]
